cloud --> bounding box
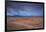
[7,2,43,16]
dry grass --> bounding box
[7,16,43,30]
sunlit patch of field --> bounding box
[7,16,43,30]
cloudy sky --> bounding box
[7,2,43,16]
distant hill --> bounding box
[7,15,33,17]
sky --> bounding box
[7,2,43,16]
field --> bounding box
[7,16,43,30]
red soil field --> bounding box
[7,16,43,30]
